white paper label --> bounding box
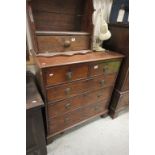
[94,65,99,69]
[49,73,54,77]
[117,9,125,22]
[29,7,34,22]
[71,38,76,42]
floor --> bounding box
[47,111,129,155]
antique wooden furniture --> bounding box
[34,52,123,143]
[103,23,129,118]
[26,71,47,155]
[26,0,93,56]
[26,0,124,143]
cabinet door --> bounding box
[26,108,47,155]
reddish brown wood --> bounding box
[28,0,124,143]
[46,109,108,143]
[35,51,124,68]
[44,64,89,87]
[90,60,121,77]
[34,51,123,142]
[30,0,87,31]
[36,35,90,53]
[49,99,108,134]
[46,74,117,103]
[81,0,94,32]
[36,31,90,36]
[47,87,113,118]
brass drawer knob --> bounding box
[66,71,72,80]
[65,88,71,95]
[65,103,71,109]
[99,80,105,87]
[64,40,71,48]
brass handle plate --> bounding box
[65,103,71,109]
[66,71,72,80]
[65,88,71,95]
[99,80,105,87]
[103,65,109,73]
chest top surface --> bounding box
[35,51,124,68]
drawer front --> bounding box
[49,100,108,134]
[49,107,83,134]
[47,87,112,118]
[82,100,109,118]
[44,64,88,86]
[90,60,121,76]
[46,74,117,102]
[37,35,90,52]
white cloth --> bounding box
[92,0,113,50]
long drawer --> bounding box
[49,100,108,134]
[46,74,117,103]
[36,35,90,53]
[47,87,113,118]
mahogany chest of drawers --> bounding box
[34,51,123,143]
[27,0,124,143]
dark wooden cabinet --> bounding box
[26,0,124,144]
[26,72,47,155]
[103,24,129,118]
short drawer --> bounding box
[36,35,90,53]
[46,74,117,103]
[44,64,88,86]
[47,87,113,118]
[48,100,108,134]
[90,60,121,76]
